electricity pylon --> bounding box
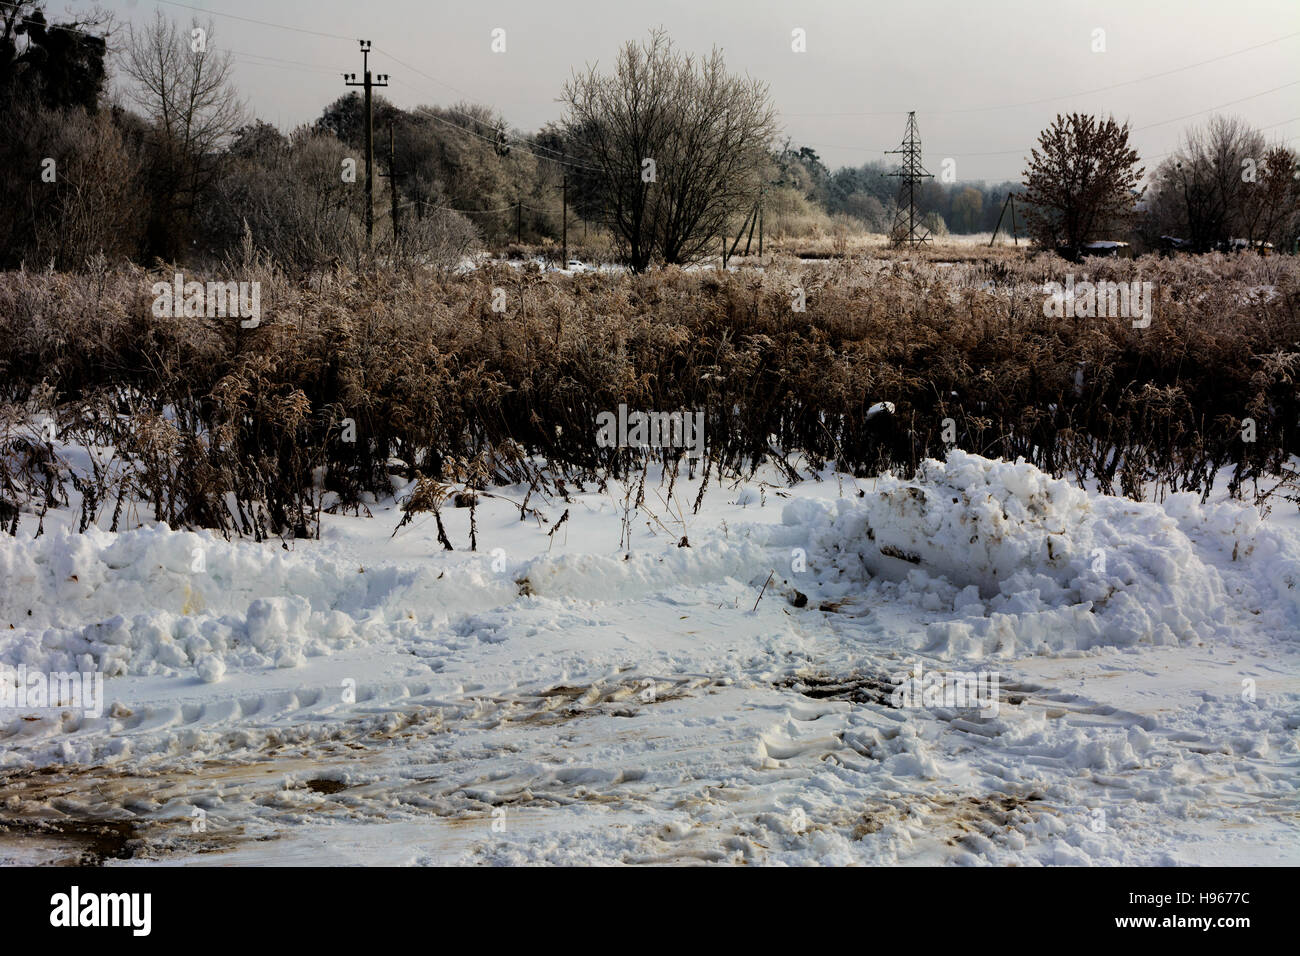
[887,111,934,247]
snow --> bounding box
[791,451,1247,657]
[1,450,1297,866]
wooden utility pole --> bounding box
[989,194,1010,247]
[989,192,1021,247]
[344,40,388,247]
[758,185,765,258]
[515,193,522,244]
[730,205,756,260]
[561,174,568,266]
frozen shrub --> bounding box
[0,252,1295,534]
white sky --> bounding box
[93,0,1300,182]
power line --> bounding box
[958,81,1300,157]
[0,0,588,172]
[401,198,531,214]
[371,45,476,111]
[32,1,599,174]
[393,82,600,172]
[0,0,112,41]
[179,37,595,170]
[118,12,601,170]
[791,82,1300,160]
[0,0,349,68]
[1145,124,1300,163]
[384,78,599,171]
[202,36,612,173]
[71,4,595,180]
[0,2,340,88]
[105,1,1300,144]
[1134,80,1300,131]
[9,1,1292,180]
[229,49,345,75]
[229,55,339,77]
[779,29,1300,118]
[365,42,597,169]
[149,0,357,42]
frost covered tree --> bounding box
[560,30,776,271]
[1146,116,1298,251]
[118,12,243,259]
[1022,113,1144,256]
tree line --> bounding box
[1,2,1296,273]
[1023,112,1299,257]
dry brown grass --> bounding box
[0,251,1296,536]
[764,232,1029,262]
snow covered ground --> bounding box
[1,450,1296,865]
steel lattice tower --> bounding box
[887,112,934,247]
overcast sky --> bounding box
[94,0,1300,183]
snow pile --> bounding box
[1162,491,1300,636]
[788,450,1236,656]
[0,525,514,680]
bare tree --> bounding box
[1022,113,1144,256]
[561,30,776,271]
[118,12,242,258]
[1150,116,1265,251]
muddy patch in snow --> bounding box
[777,671,897,706]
